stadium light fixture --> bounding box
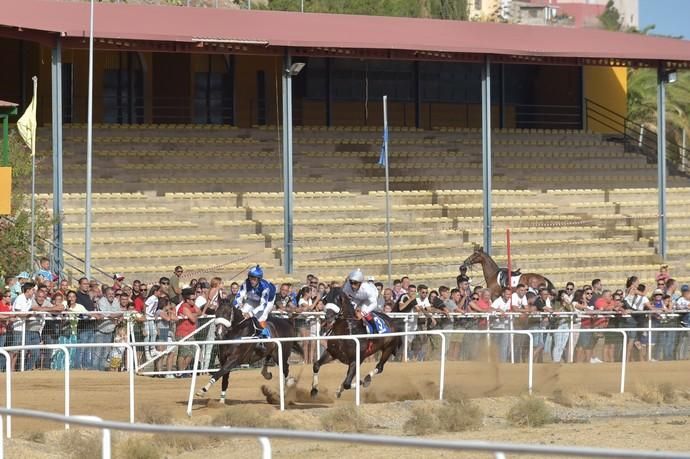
[664,70,678,84]
[287,62,306,76]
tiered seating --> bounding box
[26,124,690,284]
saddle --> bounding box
[363,311,391,334]
[497,268,522,289]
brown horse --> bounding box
[461,247,554,299]
[310,288,401,399]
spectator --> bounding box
[525,291,546,363]
[111,274,126,293]
[275,283,296,312]
[63,290,88,370]
[12,282,39,370]
[32,287,62,369]
[589,290,614,364]
[34,257,56,283]
[374,282,384,309]
[392,279,404,302]
[176,288,200,378]
[229,282,239,297]
[155,297,177,378]
[656,264,670,284]
[591,279,603,302]
[564,282,575,303]
[144,285,163,361]
[94,287,122,371]
[491,287,512,362]
[0,289,17,371]
[468,288,492,360]
[170,266,184,304]
[603,291,625,362]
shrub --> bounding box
[211,406,282,428]
[62,430,103,459]
[403,405,439,436]
[139,404,173,425]
[506,397,554,427]
[115,437,162,459]
[550,389,574,407]
[320,406,367,433]
[658,383,677,404]
[439,399,484,432]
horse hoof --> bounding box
[362,375,372,388]
[310,388,319,399]
[286,376,296,388]
[219,398,226,404]
[336,391,342,399]
[196,390,206,398]
[262,371,273,381]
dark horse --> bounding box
[196,299,303,402]
[310,288,401,399]
[462,246,555,299]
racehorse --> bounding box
[310,288,401,399]
[461,246,555,299]
[196,298,303,403]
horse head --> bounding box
[213,298,238,340]
[462,246,486,268]
[321,287,354,327]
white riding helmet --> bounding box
[348,269,365,283]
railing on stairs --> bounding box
[584,98,689,177]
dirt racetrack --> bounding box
[2,360,690,458]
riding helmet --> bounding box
[248,265,264,279]
[348,269,365,283]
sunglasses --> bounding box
[471,296,479,300]
[161,282,169,285]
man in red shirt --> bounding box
[589,290,614,363]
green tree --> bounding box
[259,0,468,20]
[598,0,621,31]
[627,68,690,163]
[0,131,52,277]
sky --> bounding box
[639,0,690,39]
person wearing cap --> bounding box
[342,269,384,333]
[112,273,125,292]
[234,265,276,338]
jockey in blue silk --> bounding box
[234,265,276,338]
[341,269,387,333]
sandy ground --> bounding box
[1,360,690,458]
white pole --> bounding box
[85,0,94,279]
[301,0,304,12]
[29,77,37,274]
[383,95,392,286]
[683,128,687,172]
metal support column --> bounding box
[657,66,667,260]
[481,56,493,255]
[282,53,294,274]
[414,61,421,129]
[499,64,505,129]
[85,0,95,278]
[51,39,64,278]
[325,58,332,127]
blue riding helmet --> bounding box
[248,265,264,279]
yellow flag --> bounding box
[17,76,37,156]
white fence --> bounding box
[1,326,689,439]
[1,406,689,459]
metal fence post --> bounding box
[0,350,11,439]
[403,318,409,362]
[102,427,111,459]
[355,338,361,406]
[568,314,575,364]
[620,331,627,394]
[315,319,321,362]
[527,332,533,394]
[276,339,285,412]
[438,332,446,401]
[186,344,202,417]
[127,345,135,423]
[509,316,514,364]
[648,315,653,362]
[258,436,272,459]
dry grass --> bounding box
[115,437,162,459]
[506,397,554,427]
[439,398,483,432]
[210,405,293,429]
[320,406,367,433]
[61,430,103,459]
[550,389,574,408]
[21,431,46,444]
[139,404,173,425]
[637,383,678,404]
[153,433,219,453]
[403,405,439,436]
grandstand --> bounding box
[2,0,690,286]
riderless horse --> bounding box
[196,298,303,403]
[461,246,555,299]
[310,288,401,399]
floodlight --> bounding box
[666,71,678,84]
[287,62,306,76]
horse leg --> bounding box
[310,350,333,398]
[219,373,229,403]
[363,340,398,388]
[336,361,357,399]
[281,343,296,388]
[197,357,236,397]
[261,353,273,380]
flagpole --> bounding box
[85,0,94,279]
[30,76,37,272]
[383,95,392,286]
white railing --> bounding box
[1,327,688,438]
[0,406,688,459]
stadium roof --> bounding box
[2,0,690,67]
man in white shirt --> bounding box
[144,286,163,360]
[12,282,38,370]
[95,287,122,371]
[491,287,513,362]
[511,284,528,310]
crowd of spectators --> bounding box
[2,259,690,373]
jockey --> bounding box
[234,265,276,338]
[342,269,385,333]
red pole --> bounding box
[506,227,512,285]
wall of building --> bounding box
[583,65,627,133]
